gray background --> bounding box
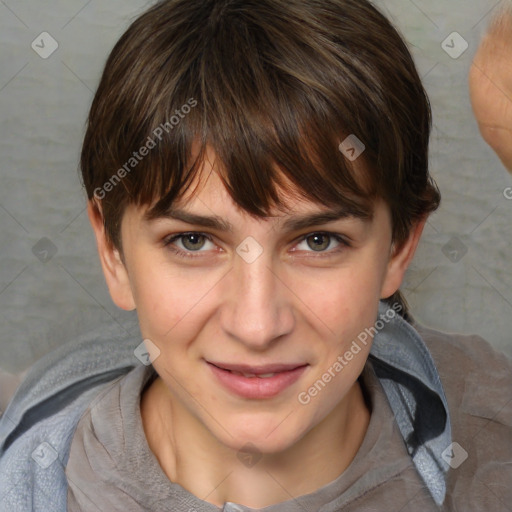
[1,0,511,408]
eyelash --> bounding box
[163,233,215,259]
[162,232,351,259]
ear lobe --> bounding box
[380,218,426,299]
[87,201,136,311]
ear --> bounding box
[380,217,427,299]
[87,201,136,311]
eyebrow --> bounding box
[145,204,373,233]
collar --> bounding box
[369,300,452,506]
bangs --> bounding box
[143,86,377,221]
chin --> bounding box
[217,414,309,456]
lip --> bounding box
[207,361,308,399]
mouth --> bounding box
[206,361,309,398]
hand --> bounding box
[469,6,512,174]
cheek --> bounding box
[295,255,386,341]
[129,255,225,341]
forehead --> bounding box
[182,145,305,207]
[142,155,381,229]
[149,145,377,221]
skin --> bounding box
[469,6,512,174]
[88,148,425,508]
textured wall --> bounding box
[0,0,511,398]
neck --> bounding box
[141,376,370,508]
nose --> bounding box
[219,249,295,350]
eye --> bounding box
[163,232,216,258]
[294,232,350,254]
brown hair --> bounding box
[81,0,440,318]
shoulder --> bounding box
[414,323,512,508]
[414,323,512,422]
[0,329,139,512]
[0,381,118,512]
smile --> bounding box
[206,361,308,399]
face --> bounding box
[90,149,423,455]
